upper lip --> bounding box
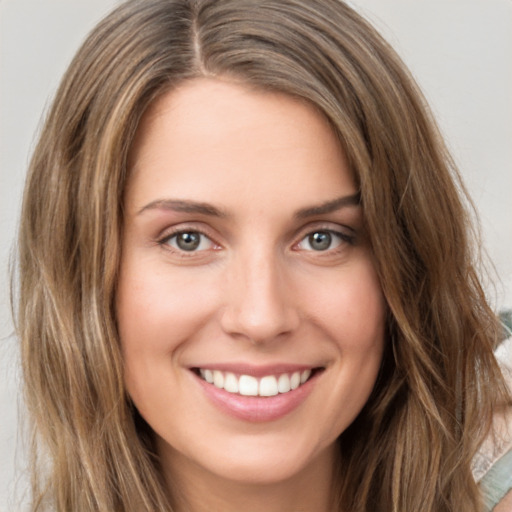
[189,363,323,377]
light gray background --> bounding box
[1,1,511,510]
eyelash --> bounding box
[158,227,218,254]
[157,225,356,256]
[158,228,355,253]
[157,227,356,258]
[295,229,355,253]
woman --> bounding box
[15,0,511,510]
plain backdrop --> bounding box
[1,1,511,510]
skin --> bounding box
[495,490,512,512]
[117,78,387,512]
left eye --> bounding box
[297,230,346,252]
[164,231,214,252]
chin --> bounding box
[159,427,335,488]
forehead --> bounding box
[126,78,356,215]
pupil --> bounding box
[177,232,200,251]
[309,231,331,251]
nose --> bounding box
[220,249,300,345]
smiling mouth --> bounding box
[193,368,321,397]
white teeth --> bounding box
[259,376,278,397]
[213,370,224,389]
[239,375,259,396]
[224,372,239,393]
[198,368,314,396]
[277,373,291,393]
[300,369,311,384]
[290,371,301,390]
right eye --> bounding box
[161,231,215,252]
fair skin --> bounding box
[495,491,512,512]
[117,78,386,512]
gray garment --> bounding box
[480,448,512,511]
[473,336,512,511]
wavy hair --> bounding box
[15,0,510,510]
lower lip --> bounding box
[194,371,319,423]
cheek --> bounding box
[116,259,217,356]
[317,262,386,429]
[115,258,220,418]
[302,259,386,349]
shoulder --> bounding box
[474,335,512,512]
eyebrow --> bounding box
[294,192,361,219]
[137,192,361,218]
[137,199,227,217]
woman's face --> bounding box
[117,78,386,487]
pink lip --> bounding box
[192,368,321,423]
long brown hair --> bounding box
[16,0,510,510]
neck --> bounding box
[161,445,338,512]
